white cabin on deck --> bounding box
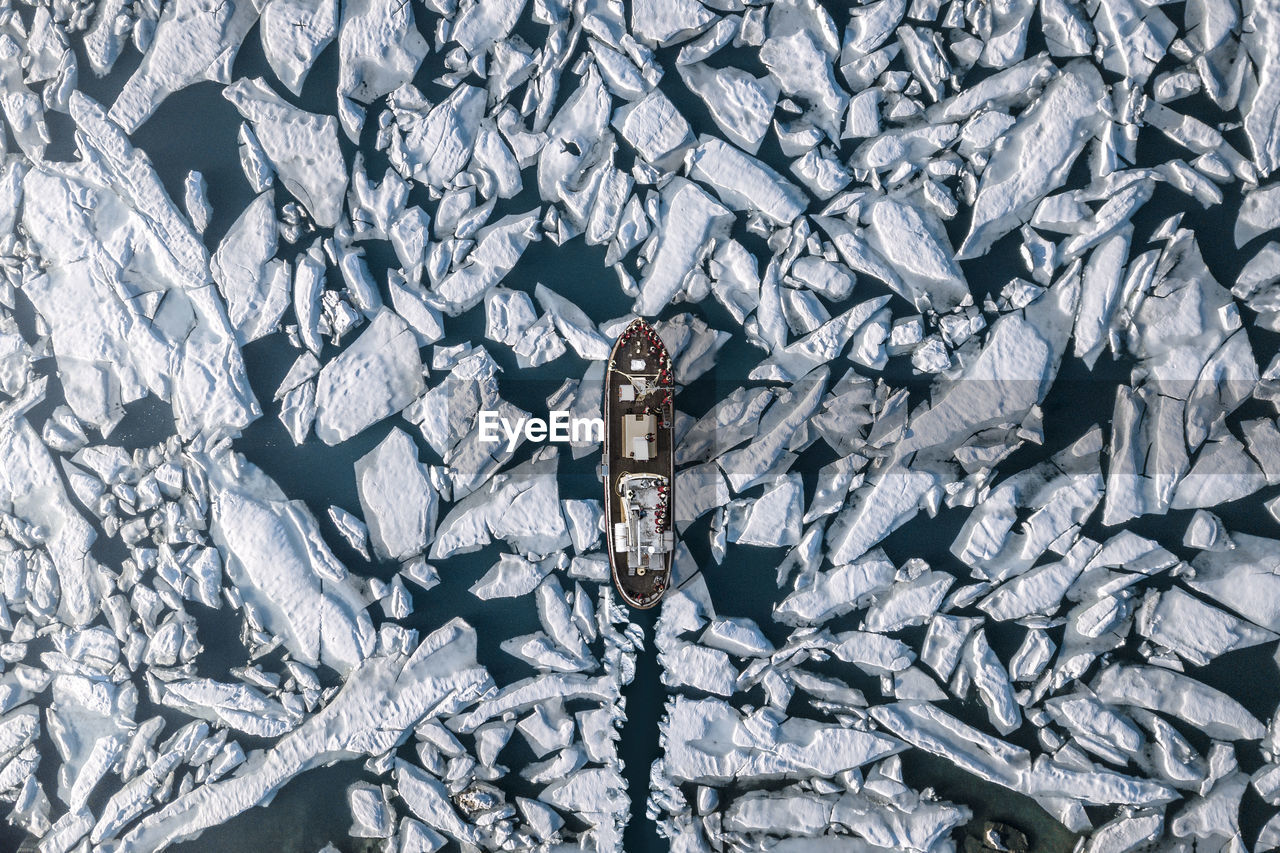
[623,413,656,461]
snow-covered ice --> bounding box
[199,448,377,673]
[6,0,1280,849]
[314,308,424,445]
[224,77,349,228]
[355,428,438,561]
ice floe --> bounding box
[224,77,349,228]
[314,308,424,445]
[354,428,438,562]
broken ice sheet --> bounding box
[678,63,778,155]
[8,0,1280,846]
[659,694,904,784]
[23,94,262,439]
[337,0,428,114]
[121,620,491,850]
[108,0,260,132]
[260,0,339,96]
[430,448,571,559]
[958,62,1107,259]
[633,179,734,316]
[211,191,291,344]
[402,347,531,497]
[1,401,105,626]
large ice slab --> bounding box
[872,702,1177,806]
[160,678,300,738]
[198,449,377,672]
[662,696,904,784]
[260,0,339,95]
[534,283,611,360]
[865,198,968,311]
[686,137,807,226]
[315,309,425,445]
[1242,0,1280,176]
[355,428,438,562]
[211,192,290,344]
[0,408,104,626]
[717,366,828,493]
[224,78,349,227]
[634,180,733,316]
[402,349,528,498]
[958,62,1106,258]
[1092,665,1266,741]
[433,210,542,315]
[108,0,260,131]
[338,0,428,109]
[1135,586,1277,666]
[1185,533,1280,632]
[678,64,778,154]
[389,84,485,190]
[23,95,261,439]
[430,448,570,559]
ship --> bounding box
[604,318,675,609]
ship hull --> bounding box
[603,319,675,609]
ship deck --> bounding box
[604,322,674,609]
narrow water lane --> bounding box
[619,613,665,852]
